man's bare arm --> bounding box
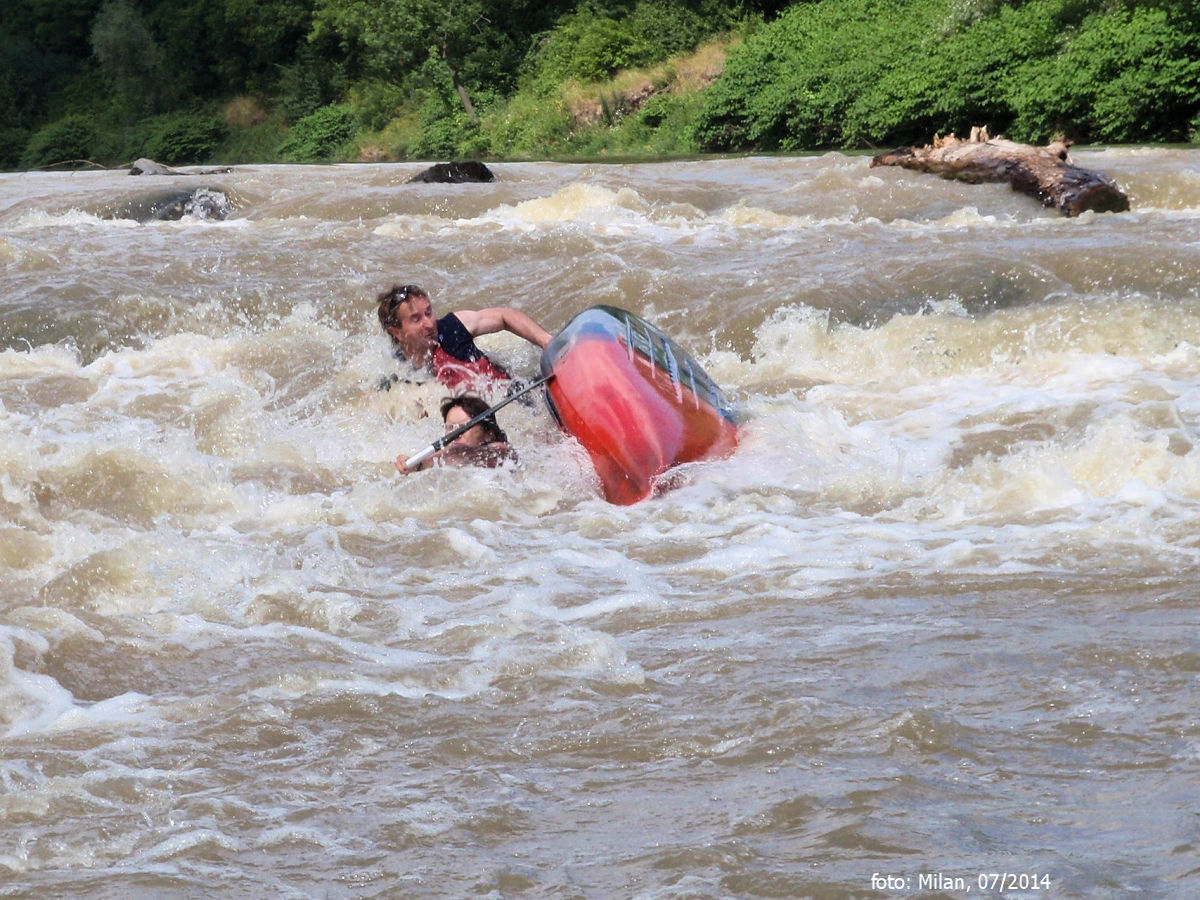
[455,307,552,349]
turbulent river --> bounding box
[2,150,1199,899]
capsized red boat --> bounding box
[540,305,740,504]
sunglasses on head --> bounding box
[385,284,425,317]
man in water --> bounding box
[377,283,551,391]
[396,394,517,474]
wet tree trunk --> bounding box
[450,67,478,124]
[441,45,478,125]
[870,129,1130,216]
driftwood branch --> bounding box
[35,158,108,171]
[870,127,1129,216]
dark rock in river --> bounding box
[103,187,233,222]
[407,161,496,184]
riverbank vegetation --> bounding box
[3,0,1198,171]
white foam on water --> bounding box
[7,209,141,230]
[0,630,75,739]
[3,274,1196,654]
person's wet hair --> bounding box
[440,394,507,444]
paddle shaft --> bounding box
[404,373,554,469]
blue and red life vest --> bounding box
[431,314,510,390]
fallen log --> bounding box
[870,128,1129,216]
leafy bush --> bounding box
[20,115,98,169]
[348,79,406,133]
[479,91,573,158]
[589,91,703,156]
[692,0,1200,151]
[145,112,228,164]
[534,12,637,84]
[277,104,357,162]
[529,2,710,87]
[102,111,227,165]
[637,93,679,129]
[693,0,1023,151]
[692,0,858,151]
[626,1,709,62]
[1009,4,1200,143]
[841,0,1065,145]
[410,96,480,160]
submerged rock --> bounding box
[103,186,233,221]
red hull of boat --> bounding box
[542,307,739,505]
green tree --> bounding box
[0,0,103,130]
[312,0,571,122]
[146,0,319,100]
[20,0,106,58]
[91,0,173,118]
[0,32,54,130]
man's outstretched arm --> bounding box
[455,307,552,349]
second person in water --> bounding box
[396,394,518,474]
